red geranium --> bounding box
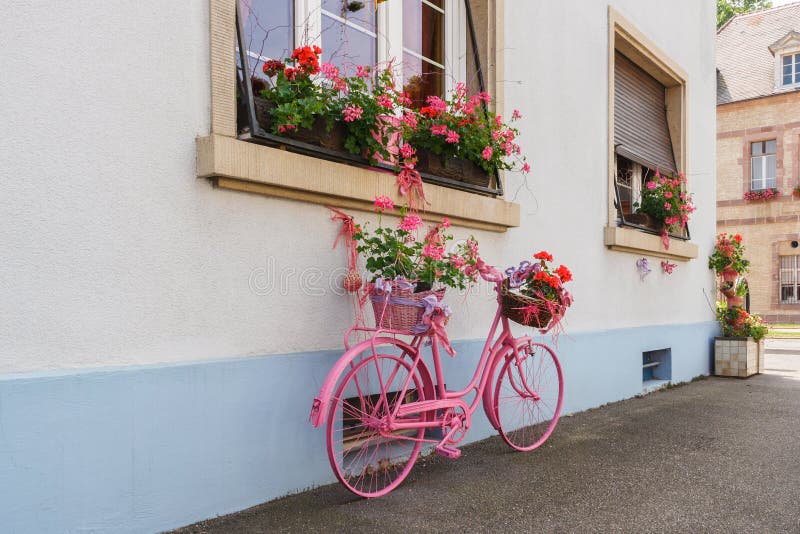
[555,265,572,283]
[534,250,553,262]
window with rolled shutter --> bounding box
[614,51,676,174]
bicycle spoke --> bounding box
[327,349,430,497]
[493,344,563,451]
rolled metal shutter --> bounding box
[614,51,676,174]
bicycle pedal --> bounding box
[434,444,462,459]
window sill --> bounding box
[196,135,520,232]
[604,226,698,261]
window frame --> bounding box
[779,255,800,305]
[201,0,520,233]
[749,139,777,192]
[604,7,697,261]
[236,0,501,196]
[780,52,800,87]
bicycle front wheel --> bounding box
[492,342,563,452]
[326,351,431,497]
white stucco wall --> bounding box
[0,0,716,374]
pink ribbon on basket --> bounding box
[465,257,504,283]
[416,294,456,356]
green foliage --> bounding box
[717,0,773,28]
[716,302,769,341]
[333,66,404,165]
[636,171,694,232]
[708,233,750,274]
[354,212,481,291]
[407,86,528,175]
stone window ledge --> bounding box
[196,135,520,232]
[604,226,698,261]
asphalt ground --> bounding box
[174,343,800,533]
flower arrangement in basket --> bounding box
[350,197,482,335]
[501,251,574,332]
[634,171,695,248]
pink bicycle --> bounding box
[309,273,564,497]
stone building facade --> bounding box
[717,3,800,323]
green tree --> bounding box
[717,0,773,28]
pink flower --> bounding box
[373,195,394,212]
[478,91,491,103]
[522,162,531,174]
[664,202,672,211]
[320,62,339,80]
[400,144,416,159]
[445,130,460,144]
[482,146,493,160]
[664,191,673,199]
[494,115,503,127]
[356,65,370,78]
[646,181,657,190]
[431,124,448,135]
[376,94,393,109]
[342,104,363,122]
[398,214,423,232]
[423,244,445,260]
[442,217,451,228]
[425,95,447,113]
[402,112,418,129]
[450,254,466,269]
[512,109,522,120]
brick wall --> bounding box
[717,92,800,323]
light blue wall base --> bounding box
[0,321,717,532]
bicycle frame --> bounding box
[310,281,531,436]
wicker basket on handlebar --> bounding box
[500,279,556,329]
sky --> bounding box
[771,0,798,6]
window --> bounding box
[750,140,777,191]
[781,53,800,87]
[402,0,445,106]
[614,154,656,218]
[780,256,800,304]
[612,51,685,237]
[604,7,696,261]
[239,0,464,105]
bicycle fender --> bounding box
[308,337,432,428]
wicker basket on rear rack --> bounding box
[370,285,446,334]
[500,279,556,329]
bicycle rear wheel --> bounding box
[492,342,563,451]
[326,350,432,497]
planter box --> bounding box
[416,148,492,188]
[714,337,765,378]
[253,97,348,151]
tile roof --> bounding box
[717,2,800,104]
